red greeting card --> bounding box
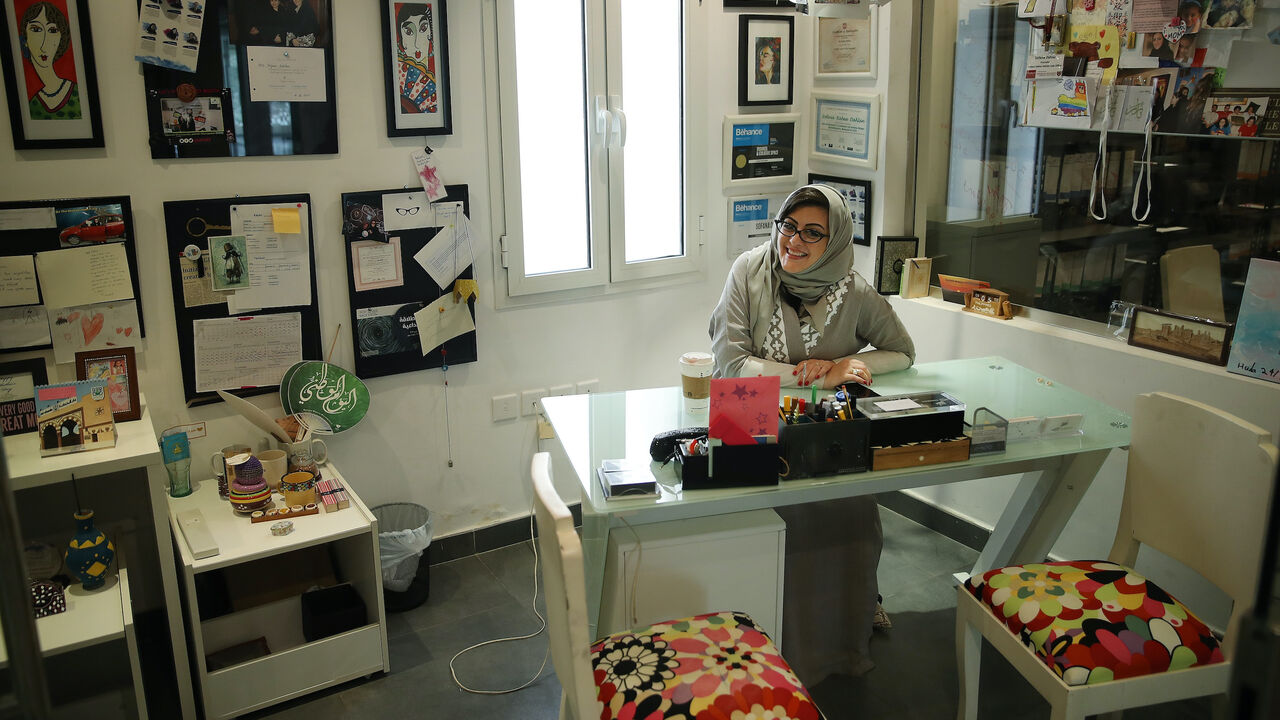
[709,376,780,444]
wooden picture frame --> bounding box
[0,357,47,435]
[382,0,452,137]
[0,0,103,149]
[808,172,871,247]
[814,5,877,80]
[738,14,793,106]
[810,90,878,170]
[75,347,140,422]
[1128,306,1234,366]
[723,113,799,190]
[875,235,918,295]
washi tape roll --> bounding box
[270,520,294,536]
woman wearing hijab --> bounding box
[709,183,915,683]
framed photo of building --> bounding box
[811,91,878,170]
[723,113,800,190]
[808,172,871,247]
[738,14,793,106]
[0,0,104,149]
[815,6,876,79]
[75,346,140,422]
[382,0,452,137]
[1128,306,1234,366]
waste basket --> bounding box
[372,503,433,612]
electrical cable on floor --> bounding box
[616,514,644,628]
[449,507,551,694]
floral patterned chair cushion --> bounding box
[590,610,821,720]
[965,560,1224,686]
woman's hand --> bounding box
[821,358,872,389]
[792,359,833,387]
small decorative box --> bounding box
[31,579,66,619]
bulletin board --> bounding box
[341,185,477,380]
[162,193,322,407]
[0,196,146,360]
[140,0,338,159]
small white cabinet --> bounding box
[166,462,389,719]
[599,509,786,642]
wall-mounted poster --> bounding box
[382,0,452,137]
[0,0,103,149]
[810,91,878,170]
[723,113,799,190]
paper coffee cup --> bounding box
[679,352,714,409]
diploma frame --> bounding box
[381,0,453,137]
[814,5,877,80]
[810,90,878,170]
[722,113,801,190]
[738,14,794,107]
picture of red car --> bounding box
[59,214,126,245]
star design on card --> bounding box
[732,384,749,400]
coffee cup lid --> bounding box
[680,352,713,365]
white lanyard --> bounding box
[1131,104,1154,223]
[1089,85,1112,221]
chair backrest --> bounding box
[1160,244,1226,321]
[1109,392,1278,657]
[530,452,598,719]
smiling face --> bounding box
[22,6,63,70]
[399,13,430,59]
[777,204,829,274]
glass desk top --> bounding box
[541,356,1131,516]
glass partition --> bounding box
[919,1,1278,330]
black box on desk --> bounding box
[779,415,870,478]
[675,442,779,490]
[301,583,367,642]
[856,391,966,447]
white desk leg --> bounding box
[118,568,149,720]
[145,463,197,720]
[971,449,1112,577]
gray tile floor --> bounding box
[249,507,1212,719]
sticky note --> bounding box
[272,207,302,234]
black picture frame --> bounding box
[1128,306,1234,366]
[0,0,104,149]
[809,173,872,247]
[738,14,794,107]
[382,0,452,137]
[875,235,919,295]
[0,357,47,435]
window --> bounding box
[490,0,705,299]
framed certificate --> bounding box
[810,91,878,170]
[723,113,800,190]
[814,6,877,79]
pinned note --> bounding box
[414,294,475,355]
[272,207,302,234]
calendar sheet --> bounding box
[193,313,303,392]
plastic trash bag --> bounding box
[372,503,433,593]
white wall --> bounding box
[0,3,895,540]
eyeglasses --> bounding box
[774,218,829,243]
[395,206,420,216]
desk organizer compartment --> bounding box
[871,436,971,470]
[675,442,779,490]
[779,415,870,479]
[856,391,966,447]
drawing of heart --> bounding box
[82,313,105,345]
[125,328,133,336]
[68,312,81,322]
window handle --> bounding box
[608,95,627,147]
[594,95,613,138]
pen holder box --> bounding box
[779,415,870,479]
[856,391,966,447]
[675,442,779,490]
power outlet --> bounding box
[491,393,519,422]
[521,388,549,416]
[577,379,600,394]
[549,383,574,397]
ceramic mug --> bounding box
[287,438,328,472]
[258,449,288,491]
[210,444,252,478]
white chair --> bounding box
[530,452,821,720]
[956,392,1278,720]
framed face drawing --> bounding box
[381,0,452,137]
[738,14,793,107]
[0,0,103,148]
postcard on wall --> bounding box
[1068,25,1120,85]
[356,302,423,358]
[414,295,473,356]
[192,313,303,392]
[351,237,405,291]
[54,203,127,248]
[135,0,205,73]
[1227,259,1280,384]
[47,299,142,365]
[0,305,50,350]
[34,244,135,309]
[0,255,39,307]
[0,206,54,231]
[1024,76,1097,129]
[34,379,114,456]
[208,235,250,291]
[413,205,474,288]
[179,250,228,308]
[247,46,327,103]
[382,192,434,232]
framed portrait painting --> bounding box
[808,172,871,247]
[738,14,793,107]
[0,357,47,435]
[382,0,452,137]
[75,347,140,422]
[0,0,103,149]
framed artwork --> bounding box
[815,5,877,79]
[0,357,47,435]
[75,347,140,422]
[1128,306,1234,366]
[738,14,793,106]
[875,235,918,295]
[723,113,799,190]
[1226,258,1280,384]
[811,91,878,170]
[382,0,452,137]
[0,0,103,149]
[808,173,871,247]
